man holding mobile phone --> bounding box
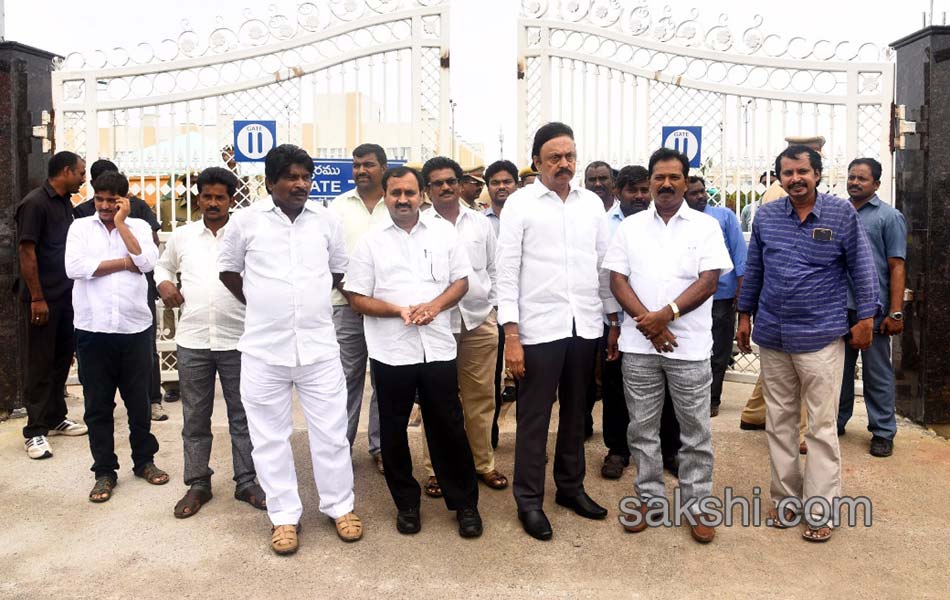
[65,171,167,503]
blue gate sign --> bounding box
[310,158,407,200]
[661,126,703,168]
[233,120,277,162]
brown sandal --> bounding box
[134,463,169,485]
[334,512,363,542]
[802,525,833,542]
[174,487,213,518]
[478,470,509,490]
[89,476,116,503]
[271,524,301,555]
[768,507,798,529]
[235,484,267,510]
[424,476,443,498]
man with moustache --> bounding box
[741,136,826,451]
[483,160,518,238]
[16,151,88,459]
[483,160,520,447]
[837,158,906,458]
[585,161,617,213]
[155,167,265,518]
[601,165,648,478]
[497,122,612,540]
[73,159,171,422]
[459,170,485,210]
[65,171,167,502]
[737,145,877,542]
[329,143,389,474]
[345,166,482,538]
[219,144,361,555]
[417,156,508,496]
[685,176,747,418]
[582,160,618,438]
[604,148,732,543]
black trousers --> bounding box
[76,329,159,480]
[373,359,478,512]
[23,297,75,438]
[513,333,597,512]
[710,299,736,408]
[601,328,628,458]
[147,299,162,404]
[492,323,505,447]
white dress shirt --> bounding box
[602,201,734,361]
[495,179,613,344]
[328,189,388,306]
[154,219,246,351]
[344,214,472,366]
[217,197,347,368]
[65,215,159,334]
[423,203,497,332]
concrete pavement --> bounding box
[2,381,949,599]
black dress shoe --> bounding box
[739,420,766,431]
[869,436,893,457]
[518,509,553,540]
[456,507,483,538]
[396,507,421,534]
[554,491,607,520]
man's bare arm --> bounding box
[219,271,246,305]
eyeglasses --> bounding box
[428,178,459,188]
[543,153,576,166]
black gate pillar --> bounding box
[0,41,58,419]
[891,27,950,427]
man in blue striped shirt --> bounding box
[736,145,878,543]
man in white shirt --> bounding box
[496,122,613,541]
[345,166,483,539]
[218,145,362,555]
[329,143,389,474]
[64,171,167,503]
[417,156,508,497]
[155,167,265,519]
[603,147,733,544]
[482,160,519,448]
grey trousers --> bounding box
[177,346,256,492]
[622,353,714,506]
[332,304,381,456]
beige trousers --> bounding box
[742,373,807,442]
[759,340,845,516]
[424,311,499,476]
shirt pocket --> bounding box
[425,249,450,282]
[466,239,487,271]
[675,245,701,279]
[801,237,838,267]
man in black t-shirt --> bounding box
[74,159,172,422]
[15,151,88,459]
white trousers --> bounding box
[240,353,355,525]
[760,339,844,517]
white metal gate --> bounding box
[52,0,451,382]
[517,1,892,383]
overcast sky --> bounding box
[3,0,937,163]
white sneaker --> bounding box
[48,419,88,436]
[151,404,169,422]
[25,436,53,459]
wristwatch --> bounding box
[889,311,903,321]
[668,302,680,321]
[608,319,620,328]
